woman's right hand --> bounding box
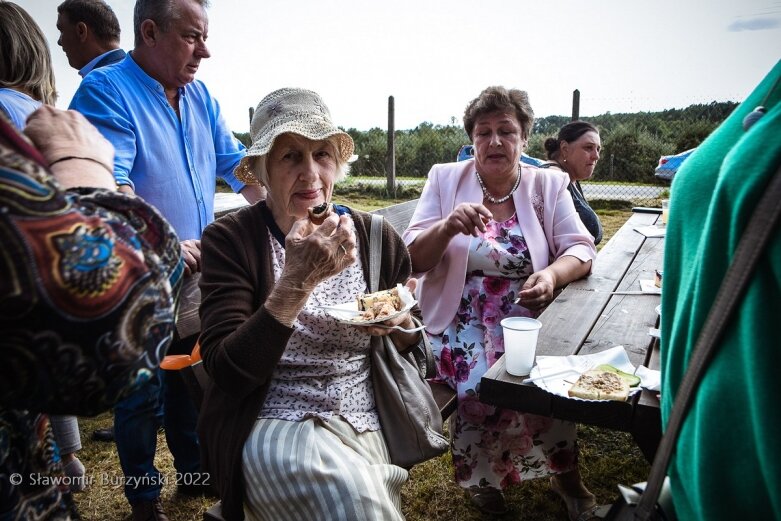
[408,203,493,273]
[443,202,492,238]
[282,213,357,289]
[265,213,356,326]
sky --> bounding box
[16,0,781,133]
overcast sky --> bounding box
[16,0,781,132]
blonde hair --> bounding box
[0,1,58,104]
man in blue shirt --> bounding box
[56,0,126,78]
[69,0,264,519]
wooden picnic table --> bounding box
[479,210,665,462]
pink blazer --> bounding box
[403,160,596,334]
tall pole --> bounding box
[572,89,580,121]
[386,96,396,197]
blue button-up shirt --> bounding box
[69,54,246,240]
[0,89,41,129]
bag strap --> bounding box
[368,212,436,378]
[636,163,781,519]
[369,213,383,292]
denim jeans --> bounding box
[113,335,200,503]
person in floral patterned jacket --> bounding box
[0,106,182,519]
[403,86,598,519]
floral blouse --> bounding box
[259,224,381,433]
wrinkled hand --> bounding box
[516,270,555,311]
[443,202,492,238]
[24,105,114,171]
[181,240,202,275]
[281,213,356,288]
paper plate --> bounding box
[318,284,416,325]
[528,346,641,402]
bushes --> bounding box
[231,101,738,192]
[596,124,673,183]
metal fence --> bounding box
[337,93,737,207]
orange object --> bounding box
[160,354,192,370]
[191,341,202,363]
[160,339,202,370]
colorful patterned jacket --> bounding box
[0,115,183,519]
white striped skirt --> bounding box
[241,417,408,521]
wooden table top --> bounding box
[480,211,664,459]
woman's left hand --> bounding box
[516,269,556,311]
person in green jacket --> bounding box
[660,59,781,520]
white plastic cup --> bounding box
[500,317,542,376]
[661,199,670,227]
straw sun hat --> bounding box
[234,88,355,184]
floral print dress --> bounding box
[428,213,578,491]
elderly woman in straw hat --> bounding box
[196,88,419,521]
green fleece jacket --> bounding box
[660,60,781,520]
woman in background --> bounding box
[0,0,57,126]
[403,86,599,519]
[540,121,604,245]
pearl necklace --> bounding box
[475,165,521,204]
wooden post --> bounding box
[571,89,580,121]
[249,107,254,126]
[386,96,396,197]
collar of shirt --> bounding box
[79,49,125,78]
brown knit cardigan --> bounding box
[197,202,413,520]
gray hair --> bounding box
[0,1,57,105]
[134,0,209,47]
[248,134,350,188]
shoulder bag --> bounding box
[368,213,449,469]
[604,163,781,520]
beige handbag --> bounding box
[368,214,449,468]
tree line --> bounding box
[234,101,737,184]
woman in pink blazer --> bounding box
[403,86,598,519]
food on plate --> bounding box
[357,287,402,321]
[308,202,333,224]
[595,364,641,387]
[567,369,630,401]
[654,269,663,288]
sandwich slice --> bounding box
[357,287,402,321]
[567,369,630,401]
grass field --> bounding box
[72,197,648,520]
